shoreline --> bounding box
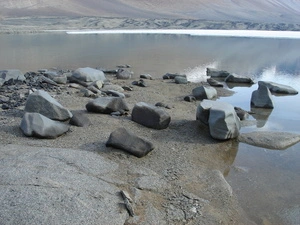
[1,16,300,34]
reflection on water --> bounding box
[1,32,300,225]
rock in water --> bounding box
[20,112,70,139]
[86,97,129,114]
[251,84,274,108]
[238,131,300,150]
[225,74,255,84]
[72,67,106,82]
[24,90,72,121]
[259,81,298,95]
[197,100,241,140]
[106,127,154,158]
[206,68,230,77]
[132,102,171,129]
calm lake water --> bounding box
[1,32,300,225]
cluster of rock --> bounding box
[2,66,300,153]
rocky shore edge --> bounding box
[1,65,300,224]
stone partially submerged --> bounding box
[251,84,274,108]
[239,131,300,150]
[259,81,298,95]
[20,112,70,139]
[196,100,241,140]
[206,68,230,78]
[132,102,171,129]
[24,90,72,121]
[106,127,154,158]
[225,74,255,84]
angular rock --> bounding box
[86,97,129,114]
[197,100,241,140]
[206,68,230,77]
[175,76,188,84]
[163,73,186,80]
[234,107,249,120]
[0,144,127,225]
[132,102,171,129]
[192,86,217,100]
[116,68,133,79]
[225,74,255,84]
[140,74,153,80]
[101,84,124,92]
[24,90,72,121]
[259,81,298,95]
[238,131,300,150]
[20,112,70,139]
[103,90,126,98]
[52,75,68,84]
[106,127,154,158]
[132,79,147,87]
[207,78,224,87]
[0,69,26,86]
[251,84,274,108]
[69,111,91,127]
[184,95,196,102]
[72,67,106,82]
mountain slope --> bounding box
[0,0,299,23]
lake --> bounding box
[1,31,300,225]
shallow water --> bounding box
[1,32,300,225]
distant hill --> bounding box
[0,0,299,23]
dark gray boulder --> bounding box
[24,90,72,121]
[86,97,129,114]
[197,100,241,140]
[192,86,217,100]
[116,68,133,79]
[0,69,26,86]
[106,127,154,158]
[132,102,171,129]
[206,68,230,78]
[175,76,188,84]
[20,112,70,139]
[251,84,274,108]
[225,74,255,84]
[163,73,186,80]
[69,111,91,127]
[72,67,106,82]
[259,81,298,95]
[140,74,153,80]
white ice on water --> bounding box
[66,29,300,39]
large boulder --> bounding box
[132,102,171,129]
[259,81,298,95]
[251,84,274,108]
[196,100,241,140]
[86,97,129,114]
[20,112,70,139]
[206,68,230,78]
[106,127,154,158]
[192,86,217,100]
[0,69,26,86]
[24,90,72,121]
[72,67,106,82]
[0,144,128,225]
[225,74,255,84]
